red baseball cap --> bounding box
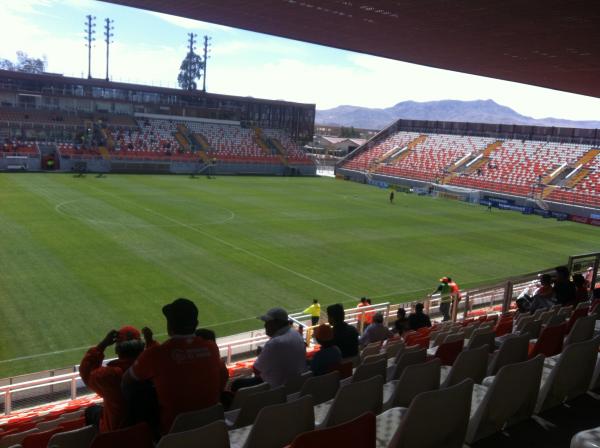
[116,326,141,343]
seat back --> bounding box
[520,320,542,340]
[168,403,224,434]
[538,309,555,325]
[566,307,590,333]
[0,428,40,448]
[389,359,441,409]
[385,341,405,359]
[231,386,286,429]
[467,329,495,353]
[299,371,340,405]
[243,395,314,448]
[466,355,544,444]
[546,314,567,327]
[47,425,97,448]
[514,315,533,333]
[388,379,473,448]
[36,417,65,432]
[321,375,383,428]
[283,371,313,395]
[156,420,230,448]
[361,353,386,365]
[442,345,488,387]
[329,360,353,379]
[352,358,387,383]
[529,322,567,358]
[390,348,427,381]
[434,339,464,366]
[22,427,62,448]
[558,306,573,318]
[536,336,600,414]
[229,382,270,410]
[494,318,513,337]
[432,331,451,347]
[90,422,154,448]
[360,343,381,359]
[488,333,529,376]
[462,324,477,339]
[565,315,596,346]
[289,412,376,448]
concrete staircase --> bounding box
[253,128,272,156]
[561,149,600,188]
[369,134,428,172]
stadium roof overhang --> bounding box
[103,0,600,98]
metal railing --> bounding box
[1,253,598,416]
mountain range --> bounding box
[315,99,600,130]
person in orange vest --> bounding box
[356,297,368,328]
[364,298,375,327]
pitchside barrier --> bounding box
[0,252,598,416]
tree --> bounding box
[340,126,360,138]
[177,51,204,91]
[0,51,47,73]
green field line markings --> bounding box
[86,184,356,300]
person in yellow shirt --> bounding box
[303,299,321,326]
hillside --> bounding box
[316,99,600,130]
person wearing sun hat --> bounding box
[79,325,147,432]
[310,324,342,376]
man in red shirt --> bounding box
[79,326,146,432]
[123,298,222,434]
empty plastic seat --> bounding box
[156,420,230,448]
[377,379,473,448]
[529,322,567,358]
[229,383,270,411]
[432,339,464,366]
[384,359,441,411]
[389,348,427,381]
[230,395,314,448]
[565,314,596,346]
[89,422,154,448]
[290,370,340,405]
[488,333,529,376]
[441,345,488,387]
[467,329,496,352]
[466,355,544,444]
[47,425,97,448]
[316,375,383,428]
[536,336,600,414]
[168,403,224,434]
[351,358,387,383]
[225,386,286,429]
[289,412,376,448]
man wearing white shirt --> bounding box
[232,307,307,391]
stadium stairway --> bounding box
[369,134,428,173]
[562,149,600,189]
[459,140,504,176]
[174,125,192,152]
[253,128,272,156]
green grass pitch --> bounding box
[0,173,598,377]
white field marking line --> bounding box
[54,198,235,228]
[86,185,356,300]
[0,308,308,365]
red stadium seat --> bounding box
[289,412,376,448]
[528,322,567,358]
[432,339,464,366]
[90,422,154,448]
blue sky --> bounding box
[2,0,600,121]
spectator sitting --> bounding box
[408,303,432,331]
[310,324,342,376]
[232,307,307,391]
[573,273,590,304]
[393,308,409,335]
[359,312,392,346]
[327,303,359,359]
[529,274,556,312]
[79,326,147,432]
[123,298,223,434]
[554,265,577,306]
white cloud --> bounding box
[2,0,600,122]
[145,11,234,32]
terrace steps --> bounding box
[253,128,272,156]
[369,134,427,172]
[564,168,592,189]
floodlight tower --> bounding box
[202,35,212,92]
[187,32,197,88]
[84,15,96,79]
[104,18,114,81]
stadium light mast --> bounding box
[84,15,96,79]
[187,32,197,89]
[202,35,212,92]
[104,18,114,82]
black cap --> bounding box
[162,298,198,331]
